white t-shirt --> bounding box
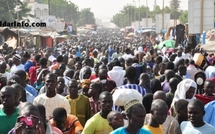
[33,93,71,119]
[10,64,25,75]
[180,121,215,134]
[122,54,134,60]
[3,72,12,81]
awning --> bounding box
[0,27,18,40]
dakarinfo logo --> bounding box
[0,21,46,28]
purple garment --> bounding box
[161,81,170,93]
[7,128,14,134]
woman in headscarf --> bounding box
[170,79,197,116]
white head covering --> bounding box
[113,89,142,106]
[171,79,197,107]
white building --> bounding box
[26,0,64,31]
[27,1,49,23]
[132,18,155,30]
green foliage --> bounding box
[179,10,188,24]
[111,4,151,27]
[170,0,180,9]
[151,5,162,20]
[164,6,171,13]
[0,0,32,22]
[35,0,90,25]
[78,8,95,26]
[13,2,33,21]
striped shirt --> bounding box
[118,84,147,96]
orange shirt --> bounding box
[50,114,83,134]
[50,62,60,71]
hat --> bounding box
[124,99,142,112]
[13,54,21,61]
[144,53,152,62]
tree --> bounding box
[111,5,151,27]
[179,10,188,24]
[170,0,181,20]
[0,0,32,22]
[111,13,127,27]
[78,8,95,26]
[151,5,162,20]
[164,6,171,13]
[35,0,79,24]
[13,2,34,21]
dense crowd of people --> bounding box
[1,28,215,134]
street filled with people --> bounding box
[1,27,215,134]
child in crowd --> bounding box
[56,76,69,96]
[107,111,124,130]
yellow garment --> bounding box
[82,113,113,134]
[144,125,164,134]
[66,94,92,126]
[154,75,160,79]
[144,114,181,134]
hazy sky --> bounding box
[70,0,188,21]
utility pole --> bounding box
[200,0,204,33]
[131,5,132,26]
[162,0,164,29]
[133,0,136,28]
[139,0,140,29]
[48,0,51,15]
[146,0,148,27]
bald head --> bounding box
[188,99,204,113]
[107,111,121,122]
[153,91,166,101]
[0,86,15,96]
[98,69,107,75]
[151,99,168,111]
[99,91,112,100]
